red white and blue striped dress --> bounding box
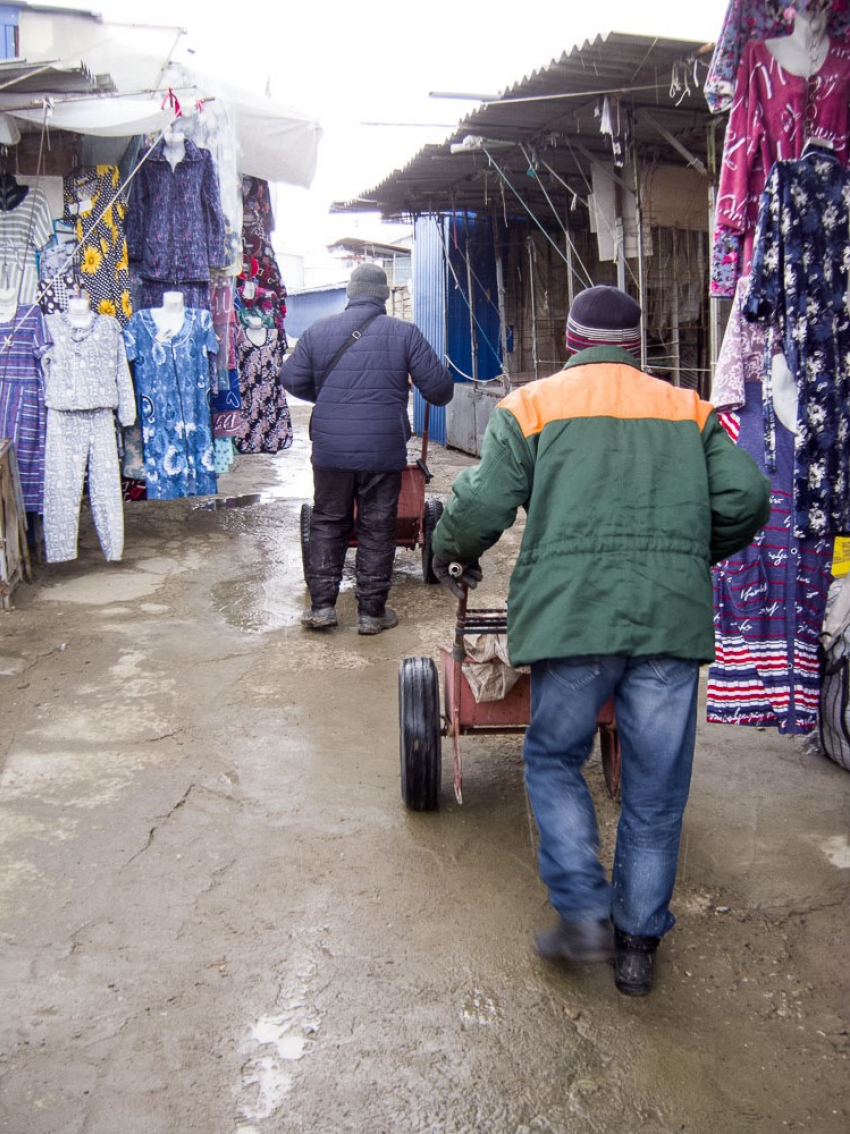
[708,380,832,735]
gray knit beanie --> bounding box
[346,263,390,301]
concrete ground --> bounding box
[0,398,848,1134]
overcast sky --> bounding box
[45,0,731,264]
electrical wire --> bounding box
[519,146,594,289]
[483,147,572,267]
[433,217,508,381]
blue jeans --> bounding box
[523,654,699,939]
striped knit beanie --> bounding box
[566,285,641,355]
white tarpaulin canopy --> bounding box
[2,11,322,189]
[3,93,174,137]
[216,84,322,189]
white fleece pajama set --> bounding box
[42,313,136,562]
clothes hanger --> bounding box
[802,136,835,156]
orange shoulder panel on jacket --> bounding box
[498,364,713,437]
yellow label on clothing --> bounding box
[832,538,850,577]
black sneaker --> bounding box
[301,606,338,630]
[535,917,614,964]
[613,927,660,996]
[357,607,398,635]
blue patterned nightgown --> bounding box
[123,308,218,499]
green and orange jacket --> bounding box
[432,346,771,665]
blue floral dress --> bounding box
[744,147,850,538]
[123,308,218,499]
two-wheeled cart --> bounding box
[398,581,621,810]
[300,403,443,585]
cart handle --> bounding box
[419,401,431,465]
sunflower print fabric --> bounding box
[63,166,133,327]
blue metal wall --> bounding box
[445,212,503,387]
[412,213,504,447]
[413,216,448,445]
[284,287,346,340]
[0,5,17,58]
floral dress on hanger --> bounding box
[63,166,133,325]
[233,307,292,454]
[744,147,850,537]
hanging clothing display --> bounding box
[240,177,287,342]
[0,185,53,303]
[125,137,226,291]
[705,0,850,113]
[123,307,219,500]
[37,220,79,318]
[63,166,133,325]
[708,278,832,733]
[711,32,850,295]
[137,279,211,311]
[744,146,850,538]
[42,313,135,561]
[233,309,292,454]
[210,369,242,438]
[0,306,51,512]
[708,381,832,734]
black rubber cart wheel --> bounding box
[399,656,442,810]
[599,722,621,802]
[421,498,444,584]
[300,502,312,583]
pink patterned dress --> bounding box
[712,36,850,294]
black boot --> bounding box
[613,927,660,996]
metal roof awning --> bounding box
[332,31,716,223]
[327,236,411,257]
[0,57,108,96]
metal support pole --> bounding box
[671,228,681,386]
[564,201,575,310]
[464,215,479,384]
[631,145,647,371]
[527,236,540,379]
[614,179,626,292]
[491,208,510,392]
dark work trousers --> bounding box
[309,467,402,616]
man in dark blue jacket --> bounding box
[281,264,454,634]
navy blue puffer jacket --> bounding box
[281,296,454,470]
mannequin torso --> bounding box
[765,8,830,77]
[0,284,16,322]
[151,290,185,338]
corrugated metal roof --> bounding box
[0,57,106,95]
[333,31,716,224]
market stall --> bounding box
[705,0,850,768]
[0,16,321,597]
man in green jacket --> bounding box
[431,285,771,996]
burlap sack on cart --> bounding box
[462,634,530,703]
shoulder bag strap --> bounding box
[315,310,383,395]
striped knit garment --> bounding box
[565,314,641,355]
[708,381,832,734]
[0,306,50,512]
